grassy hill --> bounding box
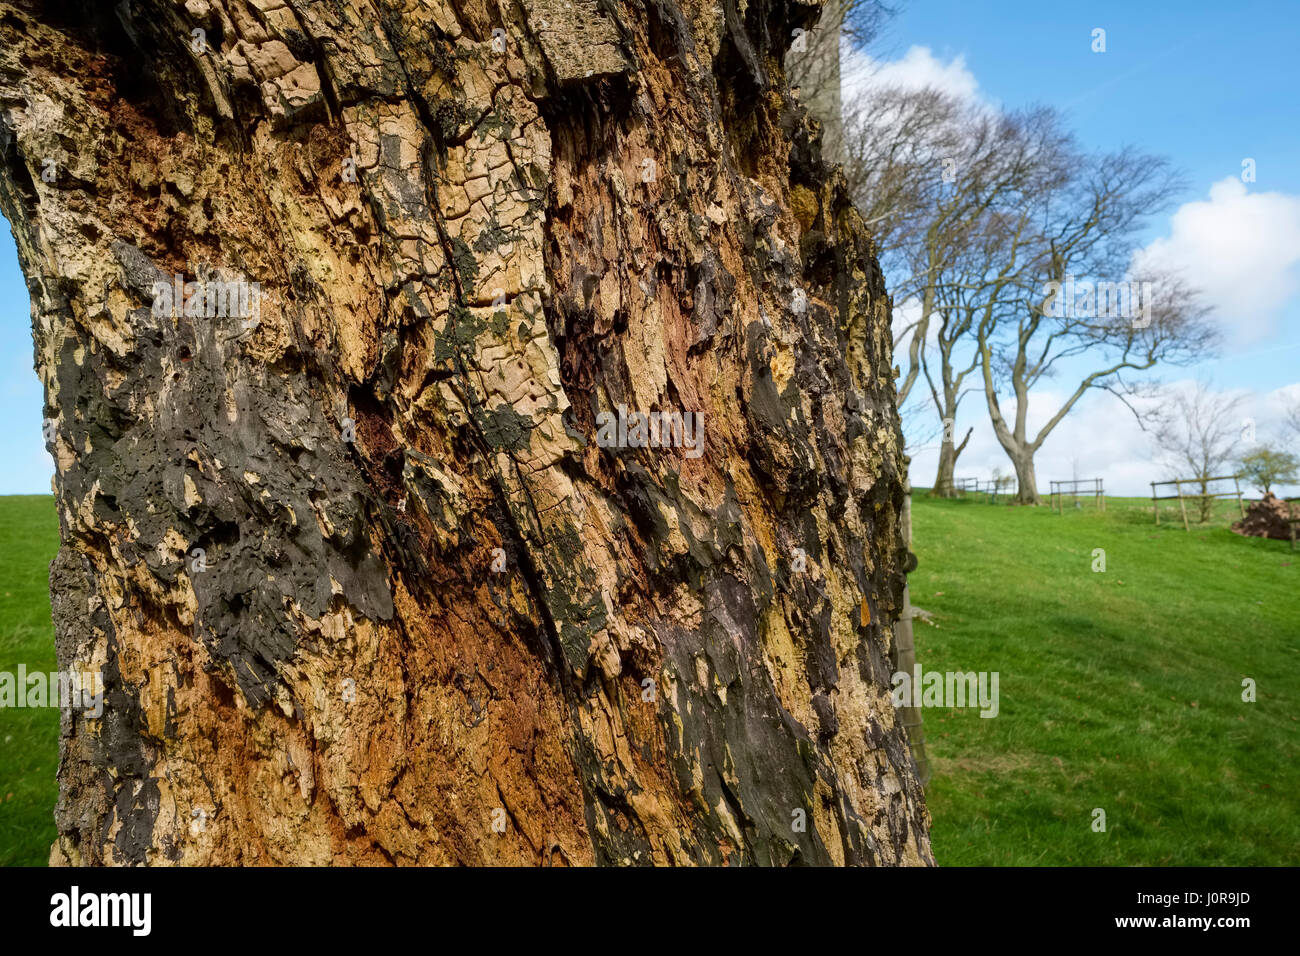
[0,491,1295,865]
[910,491,1298,865]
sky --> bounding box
[0,237,49,496]
[0,1,1297,496]
[850,0,1300,496]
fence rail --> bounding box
[1049,478,1104,514]
[1150,475,1245,531]
[954,477,1017,503]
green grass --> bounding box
[0,495,60,867]
[910,491,1299,865]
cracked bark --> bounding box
[0,0,931,865]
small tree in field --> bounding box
[1239,447,1300,496]
[1151,382,1246,522]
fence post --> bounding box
[893,473,930,785]
[1152,481,1159,525]
[1177,479,1190,532]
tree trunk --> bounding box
[785,2,844,163]
[931,440,957,497]
[930,424,970,498]
[0,0,930,866]
[1011,451,1041,505]
[1197,478,1213,523]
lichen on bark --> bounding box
[0,0,931,865]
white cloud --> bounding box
[1135,177,1300,345]
[842,44,986,112]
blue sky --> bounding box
[1,1,1297,494]
[0,239,48,495]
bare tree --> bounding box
[843,90,1070,497]
[975,148,1218,504]
[919,122,1071,496]
[1284,396,1300,449]
[844,85,968,414]
[839,84,1214,505]
[1151,382,1246,521]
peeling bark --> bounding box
[0,0,930,865]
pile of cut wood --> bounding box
[1231,494,1296,541]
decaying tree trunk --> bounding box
[0,0,930,865]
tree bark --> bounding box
[0,0,930,865]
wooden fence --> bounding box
[1049,478,1105,514]
[954,476,1017,503]
[1150,475,1245,531]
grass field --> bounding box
[0,492,1295,865]
[0,495,59,867]
[910,491,1299,865]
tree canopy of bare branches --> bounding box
[840,90,1068,489]
[974,146,1218,503]
[798,17,1219,503]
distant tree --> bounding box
[1285,397,1300,448]
[1238,446,1300,496]
[843,88,1218,505]
[1151,383,1247,522]
[842,85,969,416]
[990,466,1014,497]
[843,90,1070,495]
